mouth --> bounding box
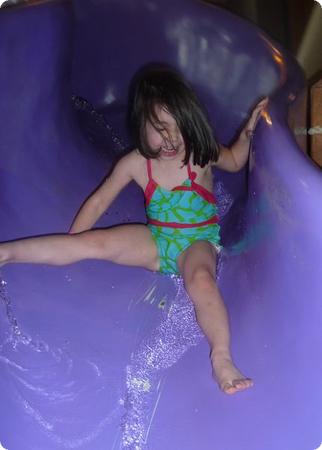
[160,146,178,157]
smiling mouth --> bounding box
[160,147,177,156]
[161,144,179,152]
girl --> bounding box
[0,67,267,395]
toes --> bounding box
[221,378,253,394]
[234,378,253,389]
[222,383,237,394]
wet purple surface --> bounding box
[1,1,322,449]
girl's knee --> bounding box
[184,266,216,295]
[74,230,115,258]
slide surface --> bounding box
[1,1,321,449]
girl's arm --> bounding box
[213,97,268,172]
[69,153,134,234]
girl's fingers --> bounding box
[257,97,269,107]
[251,98,269,118]
[243,97,269,138]
[252,98,268,116]
[244,97,269,137]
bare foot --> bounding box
[211,353,253,395]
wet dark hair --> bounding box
[128,65,220,167]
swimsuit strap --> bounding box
[187,162,197,181]
[147,159,200,188]
[145,159,157,206]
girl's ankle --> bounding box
[210,348,232,361]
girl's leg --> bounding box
[0,225,159,271]
[177,240,253,394]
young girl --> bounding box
[0,67,267,395]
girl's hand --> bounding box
[244,97,269,139]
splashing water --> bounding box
[0,275,123,448]
[120,276,204,450]
[214,181,233,219]
[0,274,205,450]
[0,256,229,450]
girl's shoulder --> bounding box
[118,149,147,188]
[118,149,146,170]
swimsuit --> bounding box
[144,159,221,274]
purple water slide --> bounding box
[1,1,321,449]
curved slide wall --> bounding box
[1,1,322,449]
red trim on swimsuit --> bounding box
[172,185,216,204]
[187,163,217,204]
[148,216,219,228]
[144,159,216,205]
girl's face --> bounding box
[144,104,185,160]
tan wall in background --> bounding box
[288,88,308,154]
[310,79,322,167]
[297,5,322,80]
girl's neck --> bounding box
[154,161,188,179]
[156,148,189,169]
